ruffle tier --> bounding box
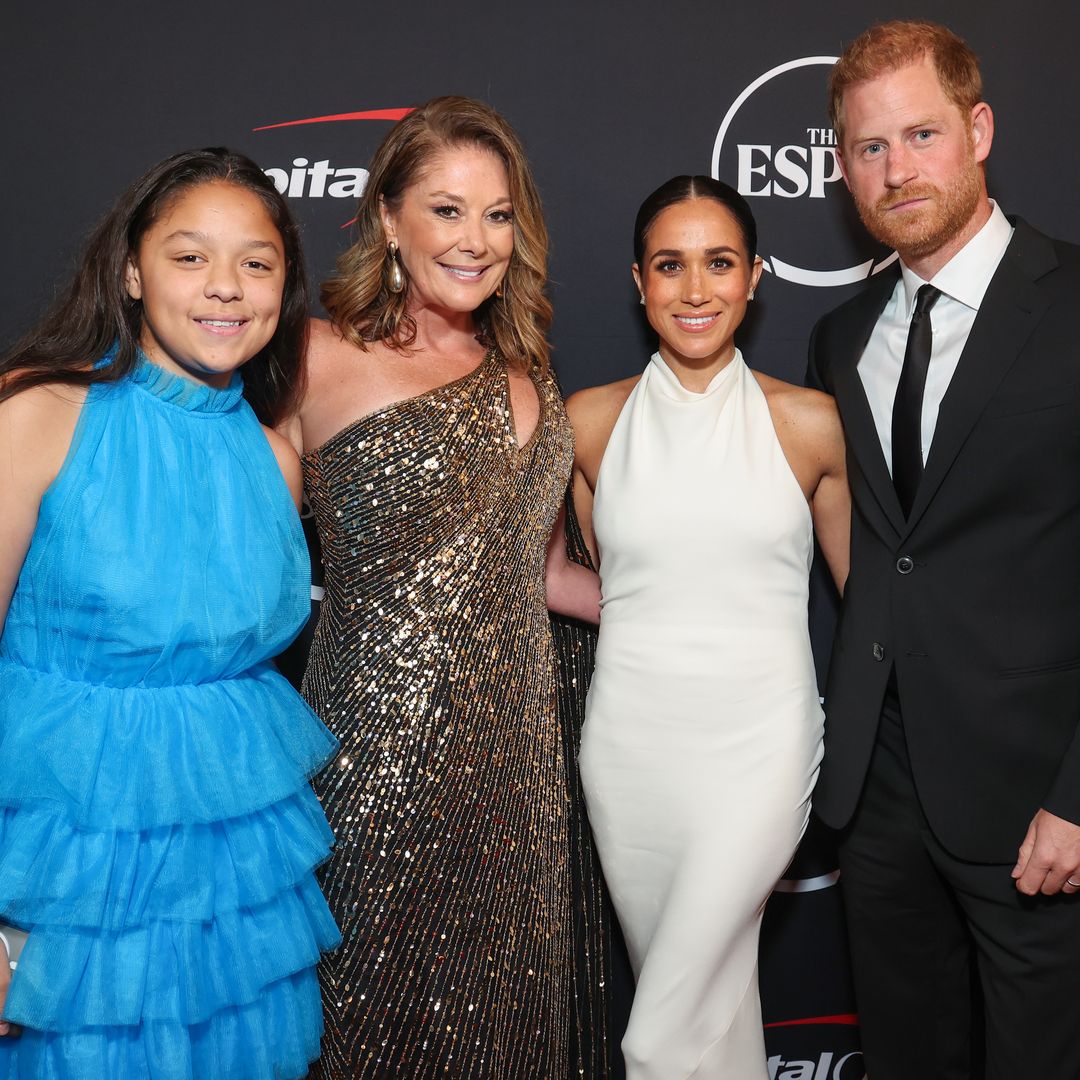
[0,659,342,1078]
[1,966,324,1080]
[0,658,338,829]
[0,787,334,929]
[5,876,338,1029]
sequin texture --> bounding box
[302,352,574,1078]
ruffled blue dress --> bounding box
[0,358,341,1079]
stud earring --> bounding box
[387,241,405,294]
[748,288,755,300]
[639,294,646,306]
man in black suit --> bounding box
[808,20,1080,1080]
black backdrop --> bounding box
[6,4,1080,1075]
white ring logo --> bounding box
[773,870,840,894]
[711,56,898,288]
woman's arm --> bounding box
[544,378,639,622]
[758,375,850,596]
[812,465,850,595]
[807,396,850,595]
[545,503,601,623]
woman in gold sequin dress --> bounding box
[279,97,601,1079]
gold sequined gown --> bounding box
[302,351,574,1079]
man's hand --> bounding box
[1012,808,1080,895]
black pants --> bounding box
[837,692,1080,1080]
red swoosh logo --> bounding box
[764,1014,859,1029]
[253,108,413,132]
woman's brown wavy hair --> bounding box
[321,96,551,372]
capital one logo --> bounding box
[711,57,897,288]
[252,108,413,226]
[765,1015,864,1080]
[768,1050,865,1079]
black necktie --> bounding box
[892,284,941,516]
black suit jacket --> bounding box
[808,218,1080,862]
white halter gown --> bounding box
[580,351,824,1080]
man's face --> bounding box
[836,55,991,266]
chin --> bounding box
[671,334,725,358]
[415,285,491,315]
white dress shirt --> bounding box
[858,201,1014,473]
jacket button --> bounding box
[872,642,886,661]
[896,555,915,574]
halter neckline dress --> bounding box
[0,356,340,1079]
[580,350,824,1080]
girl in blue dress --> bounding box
[0,148,340,1079]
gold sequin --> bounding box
[303,352,574,1078]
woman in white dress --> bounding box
[568,176,850,1080]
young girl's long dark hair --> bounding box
[0,147,308,425]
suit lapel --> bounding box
[903,221,1055,534]
[832,270,908,536]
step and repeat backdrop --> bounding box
[5,3,1079,1076]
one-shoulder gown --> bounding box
[0,358,341,1079]
[302,352,575,1079]
[579,352,824,1080]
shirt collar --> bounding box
[898,200,1014,316]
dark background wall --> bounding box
[6,4,1078,1075]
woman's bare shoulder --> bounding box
[753,370,841,430]
[306,317,391,379]
[753,370,845,474]
[565,375,640,431]
[565,375,640,480]
[308,316,343,344]
[306,317,349,365]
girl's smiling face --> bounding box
[125,180,286,387]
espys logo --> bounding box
[711,57,897,288]
[252,108,413,225]
[773,869,840,895]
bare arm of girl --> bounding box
[262,425,304,512]
[0,381,83,1035]
[0,384,84,629]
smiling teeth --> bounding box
[443,267,484,278]
[199,320,243,327]
[676,316,714,326]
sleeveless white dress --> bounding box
[579,351,824,1080]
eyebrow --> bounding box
[651,245,741,258]
[852,117,941,142]
[427,190,513,205]
[163,229,280,251]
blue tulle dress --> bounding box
[0,357,341,1079]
